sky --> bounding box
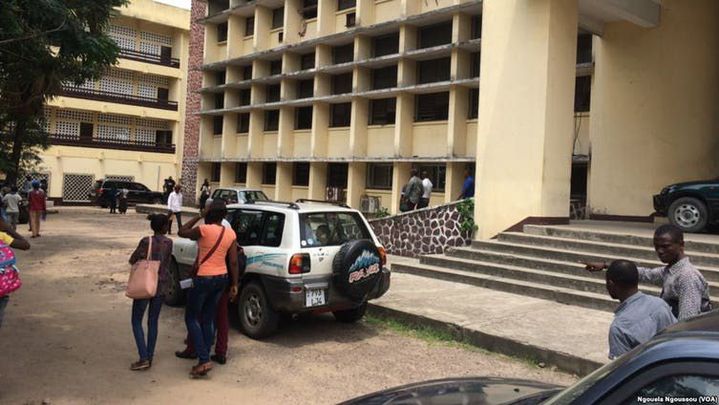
[154,0,191,10]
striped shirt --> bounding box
[638,257,711,321]
[609,292,676,359]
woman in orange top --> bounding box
[178,200,239,377]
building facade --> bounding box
[39,0,190,203]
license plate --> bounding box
[305,289,326,307]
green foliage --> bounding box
[456,198,477,235]
[374,206,390,219]
[0,0,128,183]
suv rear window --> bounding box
[241,190,269,202]
[300,212,371,248]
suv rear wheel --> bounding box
[333,302,367,323]
[238,281,279,339]
[163,259,185,306]
[668,197,708,233]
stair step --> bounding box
[391,261,618,312]
[497,232,719,268]
[524,225,719,255]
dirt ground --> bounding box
[0,207,577,405]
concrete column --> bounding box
[391,162,411,214]
[445,162,466,203]
[311,102,329,157]
[399,24,417,53]
[394,93,414,157]
[474,0,578,239]
[275,162,292,201]
[254,7,269,51]
[246,162,262,188]
[448,86,468,156]
[317,0,338,37]
[220,113,234,158]
[219,162,233,187]
[248,109,264,158]
[308,162,328,199]
[350,97,369,157]
[316,44,332,68]
[278,106,294,157]
[347,162,367,210]
[284,0,302,44]
[356,0,375,27]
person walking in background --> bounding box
[199,179,211,212]
[167,185,183,235]
[21,175,32,197]
[418,171,433,209]
[179,201,239,377]
[118,188,129,215]
[28,181,46,238]
[603,260,676,359]
[458,168,475,200]
[108,184,118,214]
[3,187,22,231]
[403,169,424,211]
[128,214,173,371]
[0,218,31,329]
[163,176,176,204]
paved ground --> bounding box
[0,208,576,405]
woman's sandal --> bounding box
[189,362,213,378]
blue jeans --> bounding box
[131,295,164,361]
[0,295,9,328]
[185,275,228,363]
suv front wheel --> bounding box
[333,302,367,323]
[668,197,708,233]
[238,281,280,339]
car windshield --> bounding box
[542,358,625,405]
[299,212,371,248]
[242,191,269,202]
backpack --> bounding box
[0,242,20,297]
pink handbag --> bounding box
[0,266,21,297]
[126,237,160,299]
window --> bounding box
[369,98,396,125]
[242,65,253,80]
[297,79,314,98]
[235,162,247,183]
[239,89,251,106]
[217,22,228,42]
[266,84,280,102]
[215,70,226,85]
[155,130,172,145]
[338,0,356,11]
[240,190,269,203]
[575,76,591,112]
[301,53,315,70]
[245,17,255,37]
[330,103,352,127]
[270,59,282,75]
[262,162,276,184]
[157,87,169,101]
[272,8,284,29]
[212,115,223,134]
[345,12,356,28]
[214,93,224,109]
[577,34,593,65]
[333,43,354,64]
[332,73,352,95]
[366,163,393,190]
[231,210,264,246]
[416,164,446,191]
[293,162,310,186]
[302,0,318,19]
[211,162,221,182]
[208,0,229,15]
[373,33,399,57]
[417,57,451,84]
[471,15,482,39]
[295,106,313,130]
[264,110,279,131]
[328,163,348,187]
[218,189,238,203]
[372,65,397,90]
[236,113,250,133]
[468,88,479,119]
[415,92,449,122]
[470,52,480,78]
[418,21,452,49]
[300,212,371,248]
[260,213,285,247]
[80,122,94,141]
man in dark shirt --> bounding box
[458,168,475,200]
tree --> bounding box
[0,0,128,184]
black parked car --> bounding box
[89,179,163,208]
[653,179,719,232]
[342,310,719,404]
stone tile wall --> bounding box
[369,201,473,257]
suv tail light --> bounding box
[378,246,387,267]
[289,253,311,274]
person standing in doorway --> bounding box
[167,185,183,234]
[458,168,475,200]
[199,179,211,212]
[3,187,22,230]
[403,169,424,211]
[28,181,46,238]
[418,171,433,209]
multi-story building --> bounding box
[190,0,719,240]
[39,0,190,203]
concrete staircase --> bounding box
[392,224,719,312]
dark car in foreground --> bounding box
[342,310,719,405]
[89,179,163,207]
[653,179,719,232]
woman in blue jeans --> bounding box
[179,200,239,377]
[128,214,173,371]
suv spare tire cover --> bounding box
[332,239,382,301]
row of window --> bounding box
[209,161,450,191]
[211,90,480,134]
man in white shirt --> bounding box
[167,185,183,234]
[418,171,433,209]
[2,186,22,230]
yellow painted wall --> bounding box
[293,131,312,157]
[364,189,392,212]
[327,128,351,157]
[588,0,719,216]
[118,0,190,31]
[236,135,250,158]
[303,20,318,41]
[367,126,395,157]
[48,97,179,122]
[291,186,309,201]
[375,0,401,24]
[262,133,279,158]
[420,0,454,13]
[466,121,477,157]
[412,122,448,157]
[261,185,275,196]
[335,10,354,34]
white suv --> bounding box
[168,199,391,338]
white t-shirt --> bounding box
[422,178,433,199]
[2,193,21,213]
[167,191,183,212]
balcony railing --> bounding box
[48,133,176,154]
[119,48,180,68]
[61,86,179,111]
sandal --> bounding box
[130,359,151,371]
[189,362,212,378]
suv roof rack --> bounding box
[295,198,350,208]
[246,200,300,210]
